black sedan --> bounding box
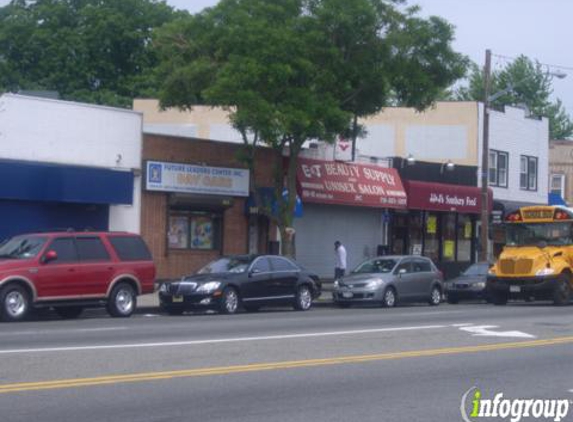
[444,262,491,304]
[158,255,321,315]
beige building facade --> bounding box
[549,140,573,205]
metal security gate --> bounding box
[294,204,383,279]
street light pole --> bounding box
[479,49,492,262]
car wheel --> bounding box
[0,283,31,322]
[446,294,459,304]
[294,285,313,311]
[54,306,83,319]
[107,282,137,318]
[381,287,397,308]
[429,286,442,306]
[553,274,571,306]
[243,304,261,313]
[219,287,239,314]
[491,290,508,306]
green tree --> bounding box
[456,55,573,140]
[0,0,180,107]
[154,0,467,257]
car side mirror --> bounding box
[249,268,261,277]
[42,250,58,264]
[398,268,407,276]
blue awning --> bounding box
[245,187,303,218]
[0,160,134,205]
[548,192,567,206]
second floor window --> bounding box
[489,150,508,187]
[520,156,538,191]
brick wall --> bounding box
[141,134,277,279]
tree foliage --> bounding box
[0,0,180,107]
[154,0,467,256]
[456,56,573,140]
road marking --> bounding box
[0,324,447,354]
[0,336,572,394]
[452,323,474,327]
[459,325,535,339]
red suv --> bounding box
[0,231,156,322]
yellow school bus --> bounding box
[487,205,573,305]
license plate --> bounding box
[510,286,521,293]
[172,295,184,303]
[342,292,353,299]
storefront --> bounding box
[294,157,407,278]
[392,180,492,278]
[141,134,278,279]
[0,159,134,241]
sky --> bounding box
[1,0,572,115]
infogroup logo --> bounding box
[461,387,571,422]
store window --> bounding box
[520,156,538,191]
[457,215,472,261]
[168,210,222,251]
[489,150,508,187]
[424,212,439,262]
[550,174,566,198]
[441,213,456,262]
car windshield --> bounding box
[0,236,47,259]
[505,222,573,247]
[197,257,252,274]
[462,263,489,276]
[353,258,398,274]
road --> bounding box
[1,302,573,421]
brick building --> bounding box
[549,140,573,205]
[141,134,278,279]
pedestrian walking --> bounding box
[334,241,347,279]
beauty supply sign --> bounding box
[146,161,249,197]
[297,157,407,208]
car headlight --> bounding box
[535,268,555,276]
[366,279,383,289]
[334,280,339,289]
[197,281,222,293]
[474,282,486,289]
[159,283,168,293]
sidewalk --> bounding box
[136,283,335,313]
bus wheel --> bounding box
[553,274,571,306]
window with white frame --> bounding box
[520,155,538,191]
[488,150,508,187]
[550,174,566,198]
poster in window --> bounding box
[443,240,455,259]
[426,215,437,234]
[168,216,189,249]
[464,221,472,239]
[191,216,214,249]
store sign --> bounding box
[146,161,249,197]
[297,157,407,208]
[404,180,492,214]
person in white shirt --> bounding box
[334,241,347,279]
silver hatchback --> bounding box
[333,255,443,308]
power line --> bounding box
[492,53,573,73]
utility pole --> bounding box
[479,49,492,262]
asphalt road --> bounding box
[1,302,573,421]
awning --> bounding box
[296,158,407,209]
[403,180,492,214]
[0,159,133,205]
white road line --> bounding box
[2,327,128,336]
[0,324,447,355]
[451,323,474,327]
[459,325,535,339]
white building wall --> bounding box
[477,103,549,205]
[0,94,143,232]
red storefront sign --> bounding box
[297,158,407,209]
[404,180,492,214]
